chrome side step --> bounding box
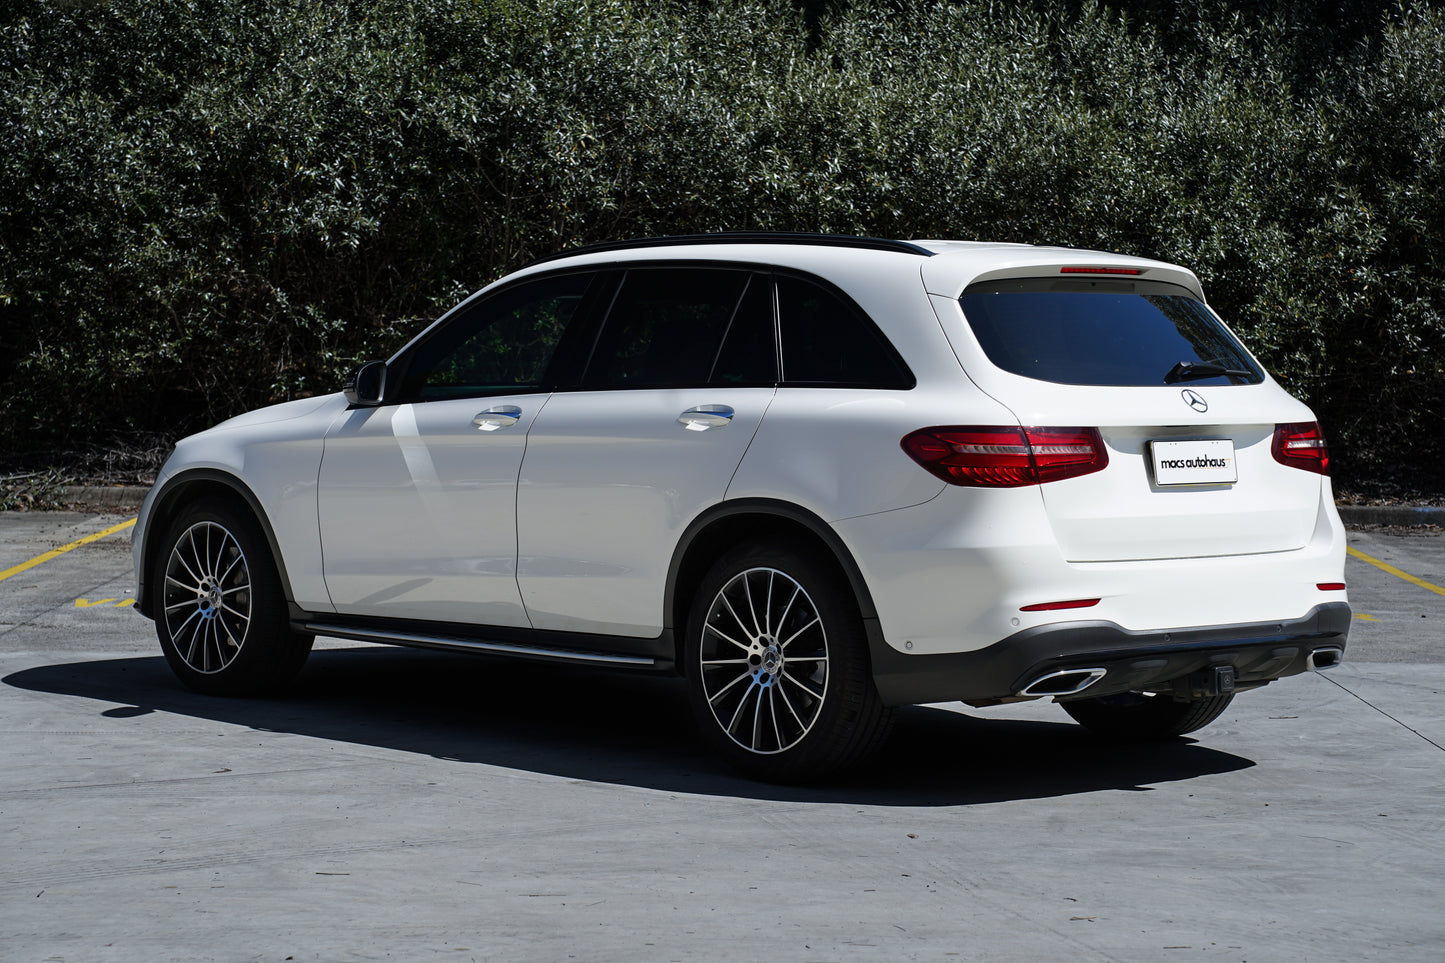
[300,622,658,667]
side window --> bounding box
[777,276,913,388]
[583,267,773,388]
[398,273,591,401]
[709,274,778,386]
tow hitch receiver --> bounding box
[1175,664,1237,700]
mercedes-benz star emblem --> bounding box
[1181,389,1209,413]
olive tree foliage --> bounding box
[1,0,1441,490]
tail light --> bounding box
[901,426,1108,488]
[1272,422,1330,475]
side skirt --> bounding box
[295,612,676,674]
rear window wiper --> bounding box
[1163,360,1255,384]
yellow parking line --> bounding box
[0,517,137,584]
[1347,546,1445,600]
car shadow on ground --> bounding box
[4,645,1253,806]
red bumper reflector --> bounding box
[1317,583,1346,591]
[1019,598,1101,612]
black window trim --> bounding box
[555,259,916,394]
[569,260,768,387]
[705,272,772,385]
[382,259,919,402]
[384,267,612,405]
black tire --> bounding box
[153,496,313,695]
[1060,690,1234,740]
[684,538,893,783]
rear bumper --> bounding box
[867,601,1350,707]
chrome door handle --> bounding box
[472,405,522,431]
[677,405,735,431]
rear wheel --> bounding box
[1060,690,1234,740]
[684,539,892,783]
[154,497,312,695]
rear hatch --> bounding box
[934,270,1325,563]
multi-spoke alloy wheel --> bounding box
[163,521,252,674]
[699,566,829,754]
[685,539,893,783]
[153,498,313,695]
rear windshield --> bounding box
[959,278,1264,387]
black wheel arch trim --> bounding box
[664,499,884,669]
[136,468,297,620]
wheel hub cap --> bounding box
[197,578,222,618]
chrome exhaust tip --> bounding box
[1017,668,1107,698]
[1307,647,1344,671]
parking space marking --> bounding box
[0,517,137,584]
[74,598,136,609]
[1347,546,1445,599]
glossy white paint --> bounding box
[835,478,1345,656]
[723,385,968,521]
[918,244,1206,300]
[516,387,775,636]
[316,394,545,626]
[134,394,350,612]
[135,238,1348,691]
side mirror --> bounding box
[343,360,387,406]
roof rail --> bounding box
[523,232,935,268]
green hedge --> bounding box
[2,0,1442,491]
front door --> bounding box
[317,271,595,626]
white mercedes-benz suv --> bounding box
[132,233,1350,781]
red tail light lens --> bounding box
[1271,422,1330,475]
[901,426,1108,488]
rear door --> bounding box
[938,274,1323,562]
[516,266,777,636]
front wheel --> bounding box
[684,539,892,783]
[1060,690,1234,740]
[154,497,313,695]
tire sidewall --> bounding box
[683,539,881,782]
[153,497,306,695]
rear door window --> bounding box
[582,268,776,388]
[959,278,1263,387]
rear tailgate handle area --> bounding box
[677,405,734,431]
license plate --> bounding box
[1150,439,1238,486]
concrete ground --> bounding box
[1,513,1442,962]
